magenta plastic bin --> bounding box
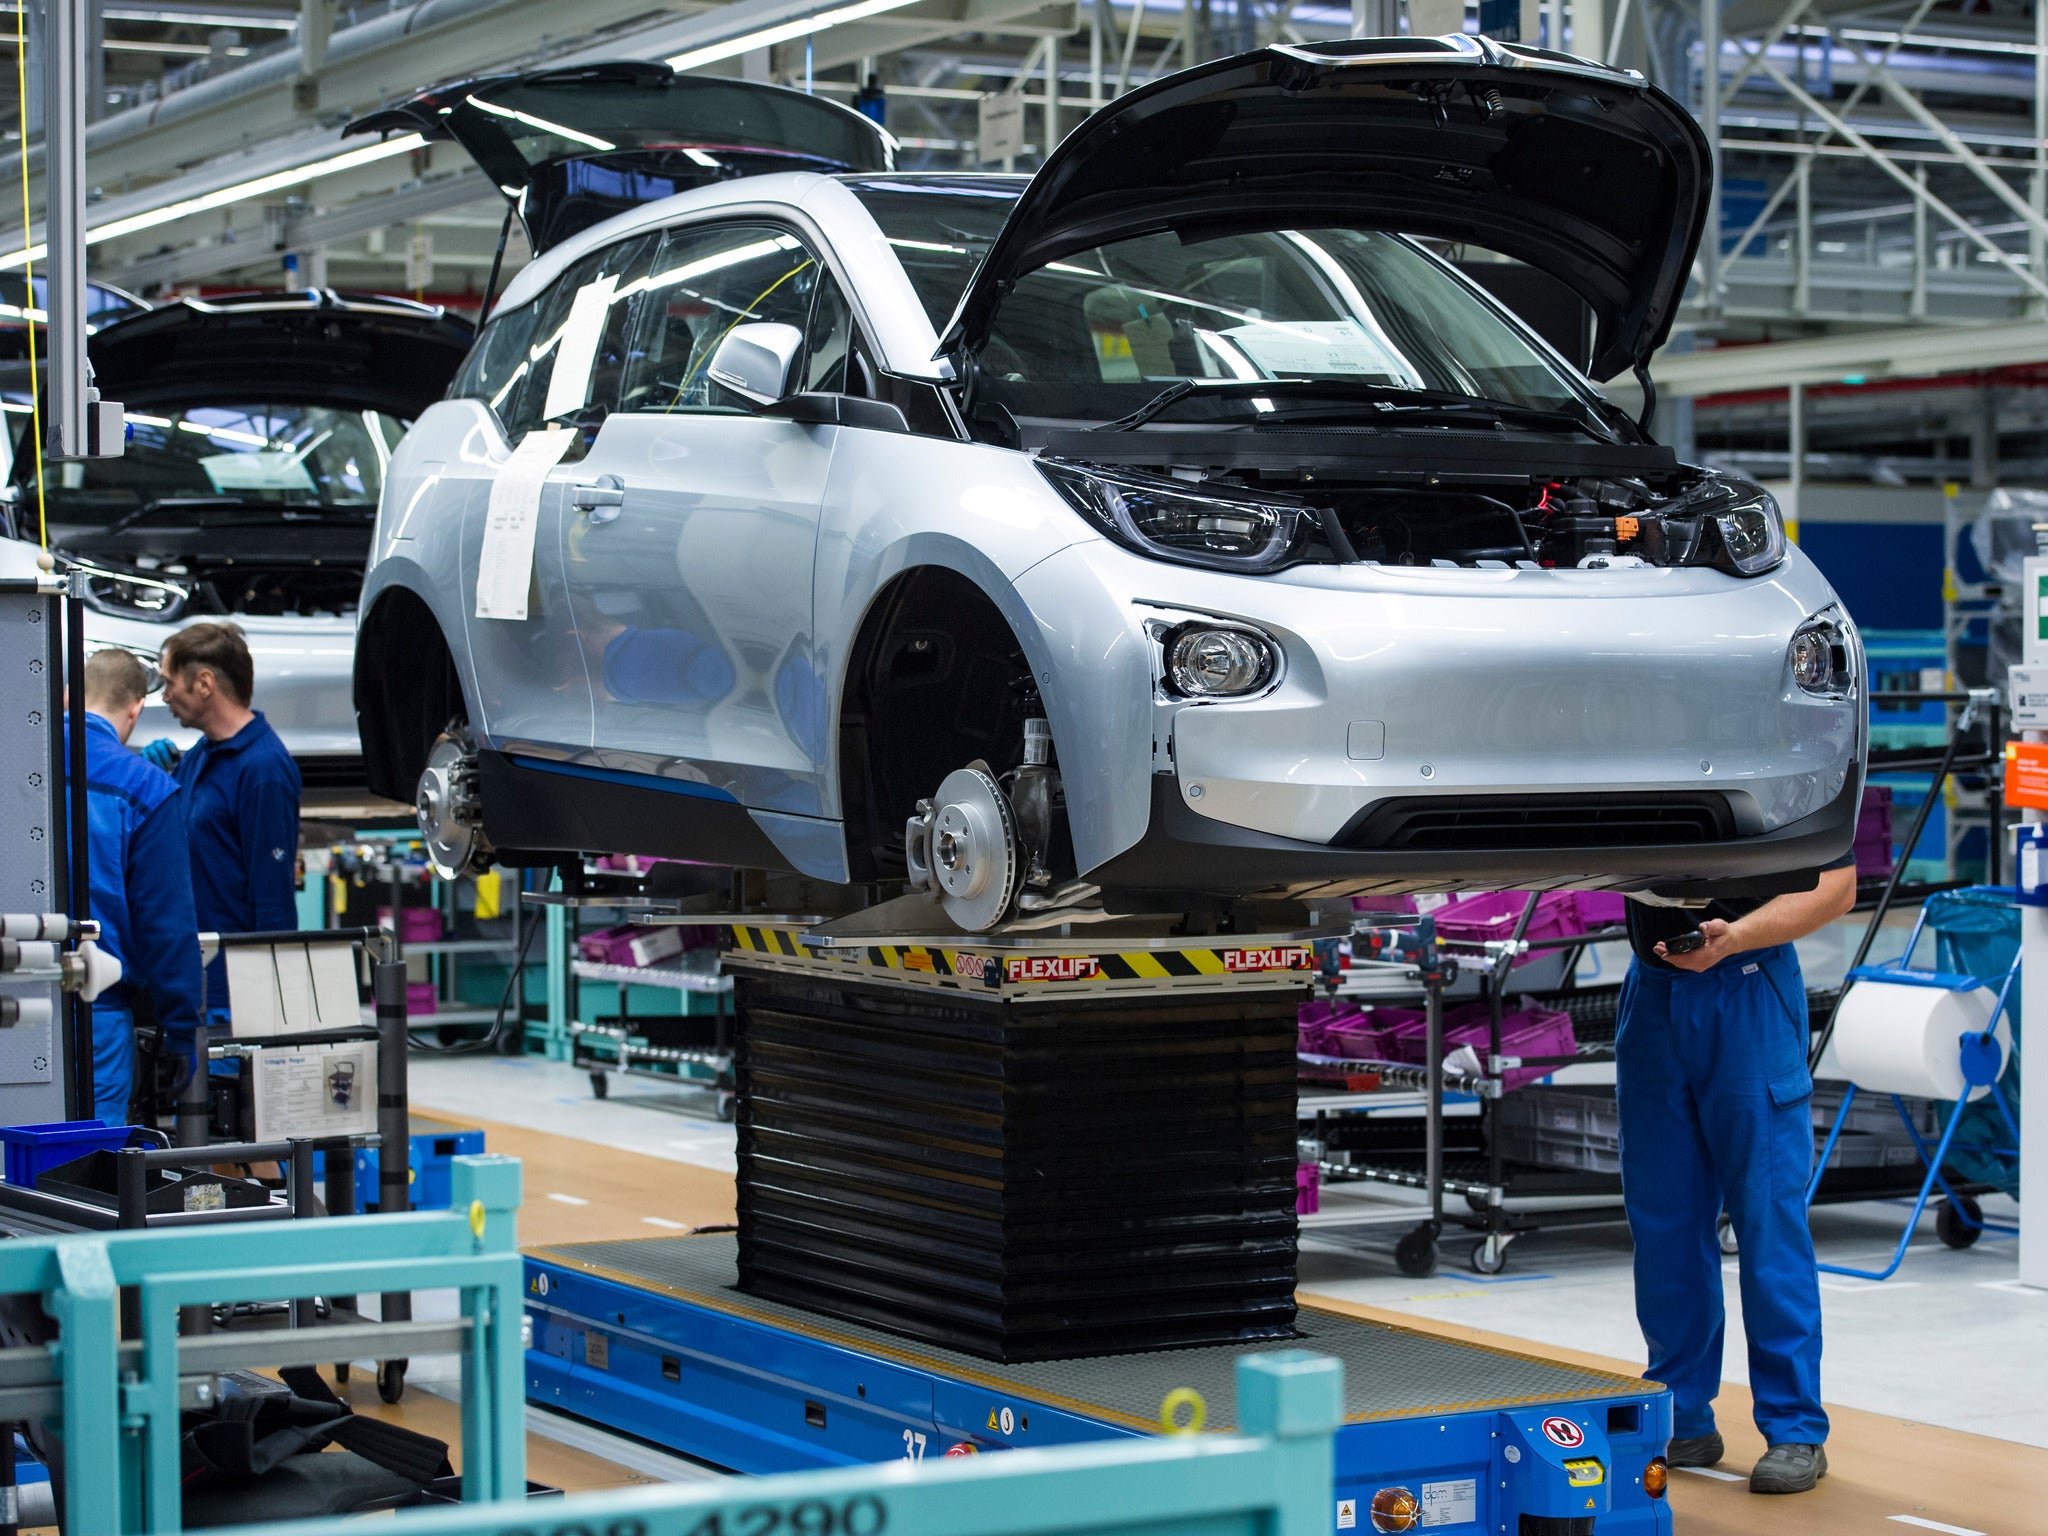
[1298,997,1359,1054]
[1310,1005,1420,1062]
[1434,891,1624,964]
[1296,1161,1320,1215]
[1383,1003,1578,1091]
[378,907,444,943]
[405,981,438,1017]
[577,923,687,968]
[1854,786,1894,879]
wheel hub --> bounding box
[920,766,1019,932]
[417,731,488,880]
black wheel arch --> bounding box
[355,586,469,804]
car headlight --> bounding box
[1789,608,1855,698]
[1037,459,1327,573]
[69,558,190,622]
[1669,476,1787,577]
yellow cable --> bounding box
[15,1,45,547]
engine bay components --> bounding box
[1039,459,1789,578]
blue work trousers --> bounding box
[1615,943,1829,1447]
[91,1000,136,1126]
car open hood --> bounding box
[89,291,472,417]
[936,36,1709,382]
[346,62,895,255]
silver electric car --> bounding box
[353,40,1864,930]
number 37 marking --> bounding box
[901,1430,927,1461]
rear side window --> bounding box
[620,224,818,414]
[450,306,539,419]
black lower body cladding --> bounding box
[730,961,1301,1362]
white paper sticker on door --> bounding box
[476,427,574,621]
[542,273,618,424]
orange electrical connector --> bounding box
[1614,516,1640,541]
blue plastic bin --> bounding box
[313,1127,487,1211]
[0,1121,147,1187]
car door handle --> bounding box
[571,475,625,522]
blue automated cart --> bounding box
[525,921,1675,1536]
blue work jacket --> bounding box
[71,710,203,1037]
[173,710,301,993]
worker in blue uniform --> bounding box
[72,649,204,1123]
[1618,855,1857,1495]
[155,623,302,1010]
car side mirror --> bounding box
[706,322,805,407]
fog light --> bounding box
[1788,612,1852,697]
[1165,624,1277,697]
[1369,1487,1420,1533]
[1644,1456,1668,1499]
[1790,629,1832,691]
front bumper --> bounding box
[1090,765,1861,901]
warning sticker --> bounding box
[1541,1416,1586,1449]
[1336,1499,1357,1530]
[1420,1479,1476,1527]
[2009,741,2048,809]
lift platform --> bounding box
[526,1234,1671,1533]
[523,917,1675,1535]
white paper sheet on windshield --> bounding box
[201,451,315,495]
[542,273,618,423]
[1221,319,1415,383]
[475,426,574,622]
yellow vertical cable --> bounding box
[14,0,44,547]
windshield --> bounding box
[848,181,1600,427]
[16,404,404,533]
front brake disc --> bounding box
[927,765,1020,933]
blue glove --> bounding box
[139,739,181,771]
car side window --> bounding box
[502,234,656,436]
[802,270,867,397]
[620,223,819,414]
[449,303,539,422]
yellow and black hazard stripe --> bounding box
[726,925,812,958]
[725,928,1314,990]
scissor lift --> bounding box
[524,918,1675,1535]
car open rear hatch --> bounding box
[936,35,1709,382]
[346,61,897,255]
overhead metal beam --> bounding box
[795,0,1080,73]
[1742,40,2048,304]
[105,165,493,289]
[1634,320,2048,401]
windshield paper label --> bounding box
[476,427,574,622]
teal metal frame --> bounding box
[4,1153,527,1535]
[230,1350,1342,1536]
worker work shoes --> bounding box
[1665,1432,1725,1468]
[1751,1442,1828,1493]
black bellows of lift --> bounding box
[731,966,1302,1363]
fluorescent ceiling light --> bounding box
[666,0,920,72]
[103,39,251,55]
[0,131,426,271]
[105,7,296,25]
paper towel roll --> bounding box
[1832,978,2010,1102]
